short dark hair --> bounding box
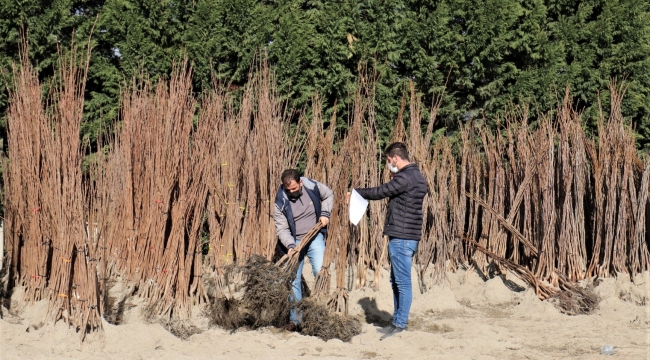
[281,169,301,185]
[385,142,410,161]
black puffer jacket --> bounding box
[355,163,428,240]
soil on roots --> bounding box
[207,255,292,330]
[163,320,203,340]
[551,284,599,315]
[207,297,248,330]
[296,299,362,342]
[141,303,204,340]
[207,255,362,342]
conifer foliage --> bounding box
[1,0,649,147]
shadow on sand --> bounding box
[357,297,392,326]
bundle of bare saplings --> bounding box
[4,42,650,343]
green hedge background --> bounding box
[1,0,649,150]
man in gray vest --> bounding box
[274,169,334,331]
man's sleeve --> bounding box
[316,181,334,218]
[355,175,409,200]
[273,204,296,249]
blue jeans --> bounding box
[388,238,419,329]
[290,233,325,324]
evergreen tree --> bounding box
[1,0,650,150]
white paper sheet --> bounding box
[349,189,369,226]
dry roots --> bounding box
[207,255,292,330]
[162,320,203,340]
[551,275,600,315]
[296,299,361,342]
[141,303,203,340]
[462,234,599,315]
[207,254,361,342]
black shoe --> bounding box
[378,324,407,334]
[377,324,393,334]
[379,325,405,340]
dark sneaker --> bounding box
[378,324,407,333]
[377,324,393,334]
[379,325,405,340]
[284,322,299,332]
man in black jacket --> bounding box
[352,142,428,340]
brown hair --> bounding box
[385,142,410,161]
[281,169,301,185]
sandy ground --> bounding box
[1,265,649,360]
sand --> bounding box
[2,266,649,360]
